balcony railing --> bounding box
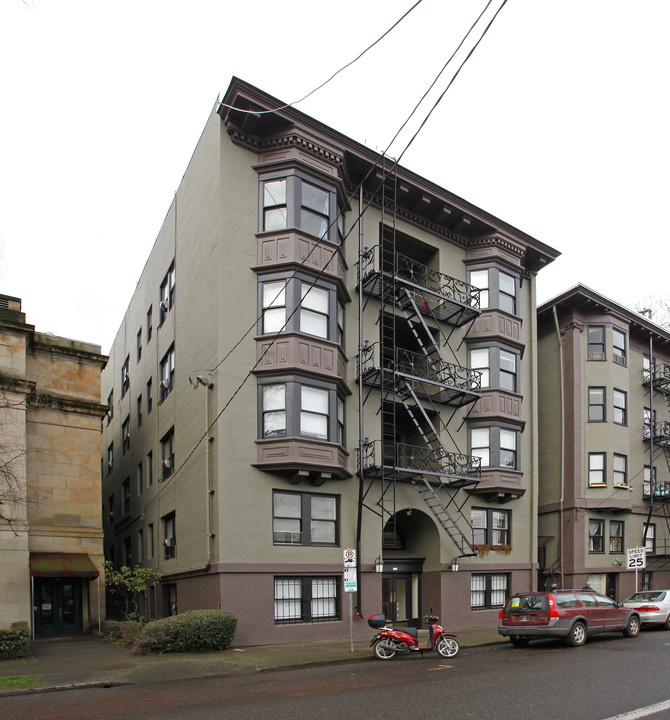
[643,362,670,394]
[356,439,481,485]
[356,343,481,406]
[643,480,670,502]
[643,421,670,447]
[357,246,480,326]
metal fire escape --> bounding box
[356,222,483,556]
[642,359,670,556]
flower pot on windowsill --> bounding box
[473,544,490,557]
[491,544,512,555]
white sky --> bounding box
[1,0,668,354]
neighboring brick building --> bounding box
[0,295,108,636]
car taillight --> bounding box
[548,594,559,618]
[637,605,660,612]
[499,608,504,620]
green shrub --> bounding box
[0,629,33,660]
[136,610,237,654]
[101,620,122,639]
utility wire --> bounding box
[168,0,509,484]
[217,0,424,115]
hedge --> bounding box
[135,610,237,654]
[0,629,33,660]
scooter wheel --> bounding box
[436,637,459,658]
[373,639,397,660]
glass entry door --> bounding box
[382,573,413,626]
[34,578,82,635]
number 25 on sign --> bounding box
[626,547,646,570]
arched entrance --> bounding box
[380,509,441,628]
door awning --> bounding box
[30,553,100,579]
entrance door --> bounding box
[34,578,82,635]
[382,573,413,626]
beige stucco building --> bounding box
[101,77,559,646]
[538,285,670,597]
[0,295,107,636]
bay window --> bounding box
[469,424,520,470]
[468,267,518,315]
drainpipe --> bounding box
[552,306,565,587]
[355,183,365,619]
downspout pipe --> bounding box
[552,306,565,588]
[355,184,365,619]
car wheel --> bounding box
[624,615,640,638]
[565,621,587,647]
[510,637,530,647]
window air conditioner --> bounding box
[160,301,169,312]
[163,538,175,547]
[162,458,172,469]
[161,379,171,390]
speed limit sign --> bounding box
[626,547,646,570]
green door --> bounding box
[34,578,82,635]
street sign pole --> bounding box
[343,549,357,653]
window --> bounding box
[274,576,340,624]
[500,429,517,469]
[468,268,517,314]
[471,574,508,609]
[643,465,657,496]
[159,263,175,324]
[136,394,142,428]
[613,389,627,425]
[644,407,656,440]
[122,537,132,566]
[137,462,143,495]
[137,529,144,563]
[259,380,343,444]
[469,346,518,392]
[644,523,655,553]
[122,417,130,455]
[588,387,606,422]
[260,173,339,243]
[147,306,153,343]
[613,454,628,487]
[589,519,605,553]
[609,521,624,553]
[162,512,176,560]
[122,477,130,516]
[160,346,175,401]
[499,350,517,392]
[273,491,338,546]
[471,508,510,547]
[262,281,286,334]
[587,326,606,361]
[147,378,153,414]
[106,391,113,425]
[470,428,490,467]
[147,523,154,558]
[300,284,329,338]
[147,451,153,487]
[107,443,114,473]
[161,429,175,480]
[137,328,142,362]
[588,452,606,486]
[107,495,114,524]
[121,355,130,397]
[613,328,627,366]
[262,384,286,437]
[259,276,343,344]
[643,355,654,384]
[301,386,328,439]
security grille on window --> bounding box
[471,574,508,609]
[273,491,338,546]
[274,576,340,624]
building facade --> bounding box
[537,285,670,598]
[0,295,107,636]
[101,77,559,645]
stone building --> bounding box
[101,77,559,646]
[0,294,107,635]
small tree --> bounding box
[104,561,162,621]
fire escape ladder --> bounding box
[398,288,447,368]
[410,476,476,556]
[398,380,449,460]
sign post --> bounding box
[343,549,357,652]
[626,547,646,592]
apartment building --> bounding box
[101,77,559,645]
[537,285,670,598]
[0,295,107,636]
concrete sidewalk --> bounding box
[0,626,504,696]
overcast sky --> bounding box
[1,0,668,354]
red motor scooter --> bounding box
[368,612,460,661]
